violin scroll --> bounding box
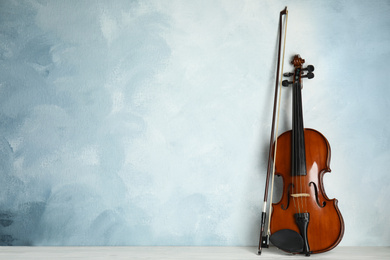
[282,55,315,86]
[291,54,305,68]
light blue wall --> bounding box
[0,0,389,246]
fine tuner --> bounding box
[282,65,315,86]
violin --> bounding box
[268,55,344,255]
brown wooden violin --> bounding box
[268,55,344,255]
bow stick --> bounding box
[257,6,288,255]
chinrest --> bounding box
[269,229,304,253]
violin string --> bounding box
[300,79,307,214]
[294,81,301,215]
[299,79,306,214]
[299,80,304,214]
[266,9,288,235]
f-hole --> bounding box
[281,183,294,210]
[309,182,326,208]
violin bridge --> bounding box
[290,193,310,198]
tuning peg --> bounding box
[282,80,293,86]
[301,72,314,79]
[283,72,294,77]
[302,65,315,72]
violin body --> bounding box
[270,128,344,253]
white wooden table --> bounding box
[0,246,389,259]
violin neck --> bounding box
[292,67,307,177]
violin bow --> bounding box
[257,6,288,255]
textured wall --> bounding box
[0,0,389,246]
